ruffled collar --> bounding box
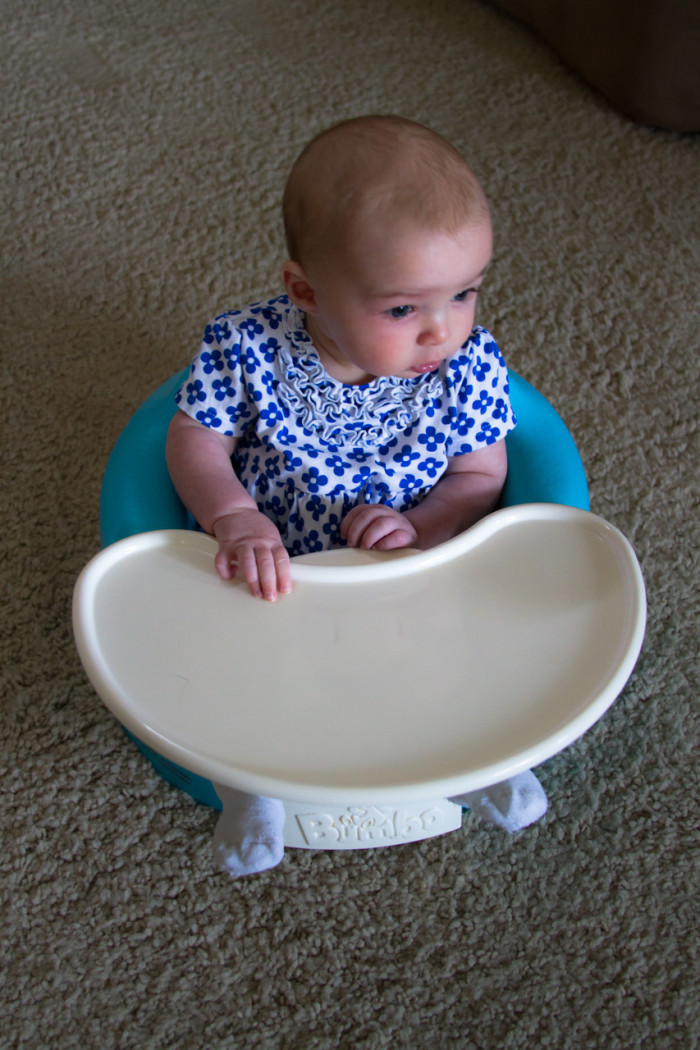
[276,300,445,448]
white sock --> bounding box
[451,770,548,832]
[212,785,285,877]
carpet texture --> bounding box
[2,1,698,1047]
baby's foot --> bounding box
[451,770,548,832]
[212,787,285,877]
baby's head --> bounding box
[282,115,490,275]
[281,116,493,384]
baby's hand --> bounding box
[340,504,419,552]
[212,509,291,601]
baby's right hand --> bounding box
[212,509,291,601]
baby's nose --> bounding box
[419,314,450,345]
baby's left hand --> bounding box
[340,504,419,551]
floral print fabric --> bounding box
[175,295,516,555]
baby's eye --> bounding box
[386,305,414,319]
[453,288,478,303]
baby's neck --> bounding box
[304,315,374,386]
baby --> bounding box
[167,116,547,876]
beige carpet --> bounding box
[2,1,698,1047]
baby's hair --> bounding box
[282,115,489,268]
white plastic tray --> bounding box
[73,505,646,805]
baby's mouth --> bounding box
[412,361,441,374]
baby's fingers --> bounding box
[354,518,408,550]
[342,506,412,550]
[253,545,292,602]
[214,544,240,581]
[232,544,290,601]
[371,526,417,551]
[340,505,383,548]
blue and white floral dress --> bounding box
[175,295,516,556]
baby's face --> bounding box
[303,219,493,386]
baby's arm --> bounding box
[341,440,507,552]
[166,411,291,601]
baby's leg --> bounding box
[451,770,547,832]
[212,785,285,877]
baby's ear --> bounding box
[281,261,318,313]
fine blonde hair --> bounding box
[283,115,489,268]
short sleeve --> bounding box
[175,314,257,438]
[441,327,516,455]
